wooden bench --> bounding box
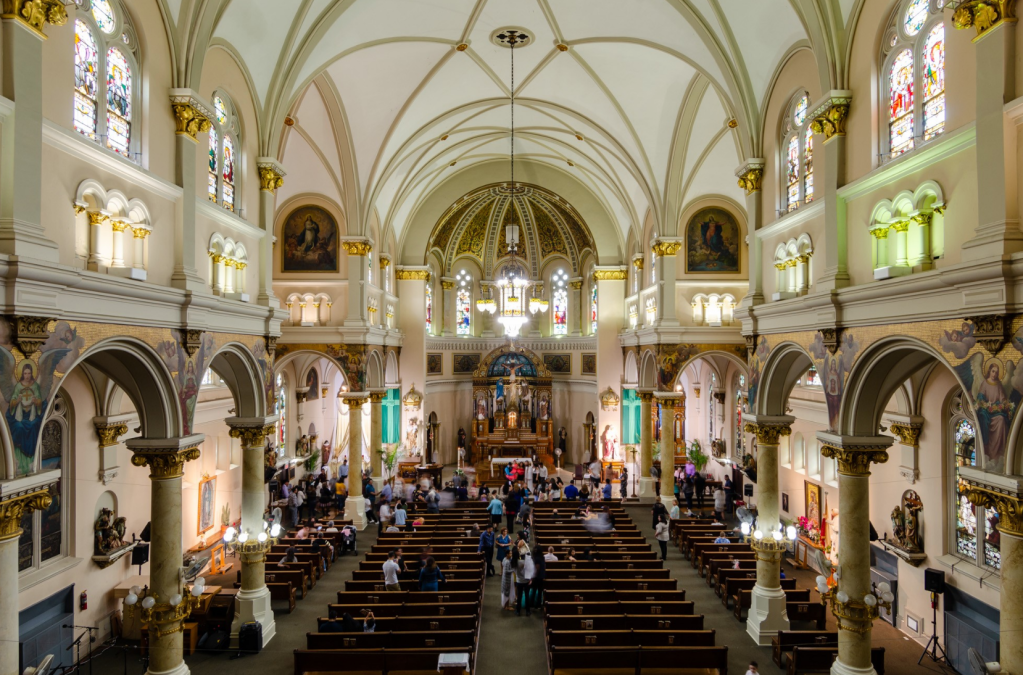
[546,614,701,632]
[547,645,728,675]
[262,569,307,598]
[721,577,797,607]
[787,646,884,675]
[786,602,828,630]
[548,629,716,647]
[771,630,837,667]
[306,629,475,650]
[732,588,811,620]
[293,648,472,675]
[233,581,296,613]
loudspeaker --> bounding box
[743,483,754,498]
[139,522,151,542]
[924,568,945,594]
[130,542,149,566]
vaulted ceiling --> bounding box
[165,0,836,250]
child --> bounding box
[746,661,758,675]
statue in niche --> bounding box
[888,489,924,553]
[94,507,127,557]
[476,395,487,420]
[539,393,550,420]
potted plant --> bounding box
[688,439,709,473]
[303,448,320,473]
[378,444,400,481]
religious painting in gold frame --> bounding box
[198,474,217,536]
[804,479,821,531]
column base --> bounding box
[230,585,276,649]
[638,477,657,499]
[659,494,675,509]
[345,494,368,530]
[745,584,790,645]
[830,659,877,675]
[146,662,190,675]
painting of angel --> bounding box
[940,321,976,359]
[957,354,1022,472]
[809,331,861,429]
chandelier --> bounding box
[494,29,532,338]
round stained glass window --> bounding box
[92,0,116,33]
[904,0,929,36]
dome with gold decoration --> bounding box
[428,183,595,279]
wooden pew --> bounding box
[733,588,811,620]
[233,581,296,613]
[546,646,729,675]
[548,629,717,647]
[262,569,307,598]
[293,648,472,675]
[771,630,837,667]
[306,629,475,650]
[720,577,797,607]
[787,646,884,675]
[787,601,828,630]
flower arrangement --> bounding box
[796,516,820,543]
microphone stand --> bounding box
[63,624,97,675]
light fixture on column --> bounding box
[124,578,205,637]
[817,575,894,634]
[223,521,282,563]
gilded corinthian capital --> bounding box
[129,442,202,480]
[820,444,889,476]
[2,0,67,37]
[743,421,791,445]
[808,91,852,141]
[341,239,373,256]
[953,0,1016,40]
[0,488,53,541]
[735,159,765,195]
[651,239,683,257]
[888,422,922,447]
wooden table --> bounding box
[791,534,825,571]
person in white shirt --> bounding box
[745,661,759,675]
[378,501,392,533]
[382,550,402,591]
[324,520,338,533]
[654,514,670,561]
[669,498,680,520]
[544,546,558,562]
[539,464,548,482]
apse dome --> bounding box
[427,183,595,279]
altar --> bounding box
[471,345,554,478]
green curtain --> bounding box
[621,388,640,445]
[382,388,401,443]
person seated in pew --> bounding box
[295,525,309,539]
[310,536,331,570]
[567,547,580,562]
[324,520,338,533]
[278,546,299,567]
[714,532,732,544]
[456,483,469,501]
[362,610,376,633]
[578,482,590,502]
[732,559,742,569]
[393,502,408,530]
[319,609,345,633]
[418,556,445,592]
[602,506,617,530]
[602,478,613,500]
[544,546,559,562]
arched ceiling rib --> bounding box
[182,0,818,245]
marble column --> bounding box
[344,395,368,529]
[169,92,212,293]
[744,415,794,645]
[638,391,656,499]
[255,159,285,306]
[960,470,1023,675]
[891,221,909,267]
[127,436,204,675]
[817,433,892,675]
[133,226,151,270]
[0,484,55,675]
[370,391,385,492]
[227,418,278,648]
[111,220,128,267]
[88,211,109,270]
[655,394,679,508]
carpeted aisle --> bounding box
[474,566,548,674]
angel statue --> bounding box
[958,354,1022,473]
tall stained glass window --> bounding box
[889,49,915,156]
[72,2,137,159]
[552,269,569,335]
[20,395,68,574]
[781,93,812,211]
[882,0,945,160]
[922,24,945,140]
[803,128,814,203]
[591,284,598,334]
[105,48,131,156]
[456,269,471,335]
[74,20,99,138]
[209,94,241,211]
[950,394,1000,571]
[276,373,287,451]
[735,373,745,456]
[425,281,433,332]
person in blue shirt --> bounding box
[393,502,407,529]
[418,556,445,591]
[564,480,579,500]
[478,525,496,576]
[714,533,732,544]
[488,495,504,526]
[602,479,613,500]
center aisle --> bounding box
[474,569,548,674]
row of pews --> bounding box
[293,503,491,675]
[536,502,729,675]
[671,518,886,675]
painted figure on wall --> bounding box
[305,368,319,400]
[282,205,338,272]
[957,353,1022,472]
[808,331,861,429]
[685,207,740,272]
[156,329,215,434]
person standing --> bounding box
[287,486,301,527]
[694,471,706,510]
[501,547,515,610]
[418,556,445,592]
[393,502,407,530]
[682,475,695,516]
[335,478,348,514]
[602,478,613,500]
[529,547,546,609]
[515,543,534,616]
[383,550,402,591]
[378,499,392,535]
[620,467,629,499]
[654,514,670,561]
[650,464,660,495]
[669,498,680,520]
[713,486,726,521]
[496,527,511,563]
[651,499,667,530]
[479,524,496,576]
[488,494,504,526]
[505,490,519,532]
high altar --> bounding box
[471,346,554,473]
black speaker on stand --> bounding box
[919,568,947,665]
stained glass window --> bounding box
[904,0,929,35]
[456,288,471,335]
[786,135,800,211]
[553,288,568,335]
[709,373,717,441]
[889,49,915,156]
[208,129,219,202]
[74,20,98,139]
[793,95,809,126]
[922,24,945,141]
[954,419,978,560]
[735,373,745,456]
[92,0,116,33]
[222,135,235,211]
[105,48,131,156]
[591,285,598,334]
[425,282,433,331]
[214,95,228,126]
[20,397,67,574]
[803,128,814,203]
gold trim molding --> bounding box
[171,103,212,141]
[743,421,791,445]
[396,268,431,281]
[95,421,129,448]
[593,269,627,281]
[257,166,284,194]
[341,240,373,256]
[651,240,683,257]
[809,93,852,141]
[953,0,1017,40]
[0,488,53,541]
[228,423,277,448]
[820,444,889,476]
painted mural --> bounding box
[305,367,320,400]
[275,342,380,393]
[655,343,747,391]
[685,207,740,273]
[281,205,339,272]
[0,318,272,477]
[747,316,1023,475]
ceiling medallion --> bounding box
[497,183,527,195]
[491,27,532,48]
